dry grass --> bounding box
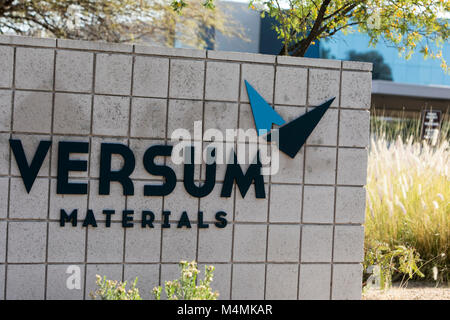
[365,136,450,282]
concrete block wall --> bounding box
[0,35,372,300]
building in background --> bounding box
[184,1,450,119]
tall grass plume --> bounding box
[365,133,449,283]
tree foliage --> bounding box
[0,0,242,48]
[249,0,449,71]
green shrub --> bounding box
[90,275,142,300]
[363,241,424,290]
[153,261,219,300]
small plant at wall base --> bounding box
[363,241,424,290]
[153,261,219,300]
[90,275,142,300]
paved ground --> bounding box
[363,281,450,300]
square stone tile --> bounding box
[274,66,307,105]
[303,186,335,223]
[165,140,201,182]
[234,143,269,183]
[208,50,273,63]
[341,71,371,109]
[240,64,274,103]
[339,110,370,147]
[50,136,89,178]
[308,69,340,107]
[336,186,366,224]
[169,59,204,99]
[239,153,267,183]
[9,177,49,219]
[233,224,267,262]
[199,263,231,300]
[55,50,93,93]
[331,264,363,300]
[275,105,305,122]
[307,108,338,146]
[13,91,52,133]
[0,46,13,88]
[7,221,47,263]
[301,225,333,263]
[88,179,126,222]
[85,264,123,298]
[205,61,240,101]
[48,222,86,262]
[270,146,304,184]
[92,95,130,136]
[59,38,131,52]
[167,99,203,138]
[15,47,54,90]
[49,178,88,220]
[265,264,298,299]
[235,184,268,222]
[202,142,235,182]
[87,223,124,263]
[95,53,132,95]
[124,264,160,300]
[0,221,6,262]
[161,227,197,262]
[125,226,161,263]
[128,140,165,181]
[238,103,257,140]
[160,263,180,285]
[0,133,9,175]
[6,264,46,299]
[333,225,365,263]
[46,264,85,300]
[304,147,336,185]
[163,184,199,222]
[337,148,368,185]
[0,264,4,300]
[89,136,128,178]
[231,264,265,299]
[0,177,8,218]
[133,56,169,97]
[130,98,167,138]
[204,102,239,141]
[53,93,91,135]
[0,89,12,130]
[299,264,331,300]
[269,184,302,223]
[267,225,300,262]
[10,134,51,177]
[198,227,232,262]
[126,180,163,218]
[199,182,234,222]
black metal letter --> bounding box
[57,141,88,194]
[221,151,265,198]
[143,145,176,196]
[99,143,135,195]
[9,139,51,193]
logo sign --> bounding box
[10,81,333,229]
[245,80,334,158]
[421,109,442,142]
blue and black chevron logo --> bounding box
[245,80,335,158]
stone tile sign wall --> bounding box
[0,35,372,300]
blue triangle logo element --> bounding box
[244,80,285,135]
